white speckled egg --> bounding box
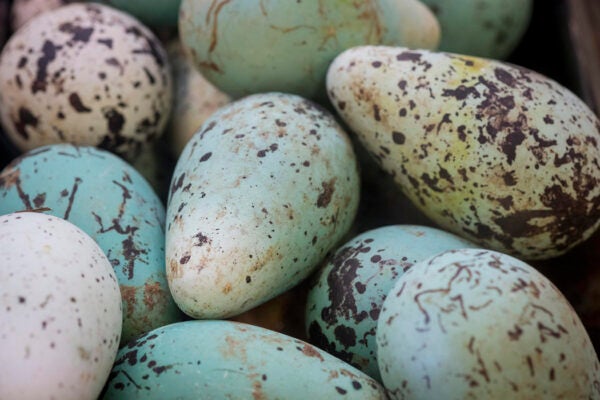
[0,3,173,159]
[102,320,387,399]
[421,0,533,59]
[0,212,122,400]
[376,248,600,399]
[0,144,183,344]
[166,92,361,319]
[306,225,475,381]
[10,0,76,31]
[327,46,600,260]
[179,0,439,99]
[165,40,230,157]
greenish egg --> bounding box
[103,320,387,399]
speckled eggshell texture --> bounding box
[0,144,182,344]
[102,320,387,399]
[165,40,231,157]
[166,92,360,319]
[0,3,172,159]
[10,0,77,31]
[92,0,182,27]
[327,46,600,260]
[178,0,439,99]
[421,0,533,59]
[0,212,122,400]
[306,225,475,381]
[376,248,600,399]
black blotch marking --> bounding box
[69,93,92,113]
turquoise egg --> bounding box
[377,249,600,399]
[0,144,183,344]
[102,320,387,399]
[92,0,181,27]
[178,0,439,98]
[421,0,533,58]
[306,225,474,381]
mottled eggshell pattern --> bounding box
[166,92,360,319]
[0,144,183,344]
[306,225,475,381]
[10,0,76,31]
[165,40,231,157]
[103,320,387,399]
[376,248,600,399]
[93,0,181,27]
[327,46,600,260]
[421,0,533,59]
[0,212,122,400]
[0,3,172,159]
[179,0,439,99]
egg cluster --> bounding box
[1,1,599,399]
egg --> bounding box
[92,0,181,27]
[306,225,475,381]
[420,0,533,58]
[0,3,173,159]
[166,92,361,319]
[10,0,76,31]
[178,0,440,99]
[0,144,183,344]
[376,248,600,399]
[164,39,230,157]
[327,46,600,260]
[0,212,122,400]
[102,320,387,399]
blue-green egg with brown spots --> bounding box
[305,225,475,381]
[0,144,183,344]
[166,92,361,320]
[102,320,387,399]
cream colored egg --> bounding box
[327,46,600,260]
[0,212,122,400]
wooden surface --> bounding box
[567,0,600,115]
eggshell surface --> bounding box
[166,92,360,319]
[327,46,600,260]
[0,3,172,159]
[0,144,182,344]
[0,212,122,400]
[178,0,439,99]
[306,225,475,381]
[376,248,600,399]
[102,320,387,399]
[421,0,533,58]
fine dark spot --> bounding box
[392,131,405,145]
[69,93,92,113]
[316,179,336,208]
[13,107,38,139]
[59,23,94,43]
[32,40,60,93]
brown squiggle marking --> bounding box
[64,177,82,220]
